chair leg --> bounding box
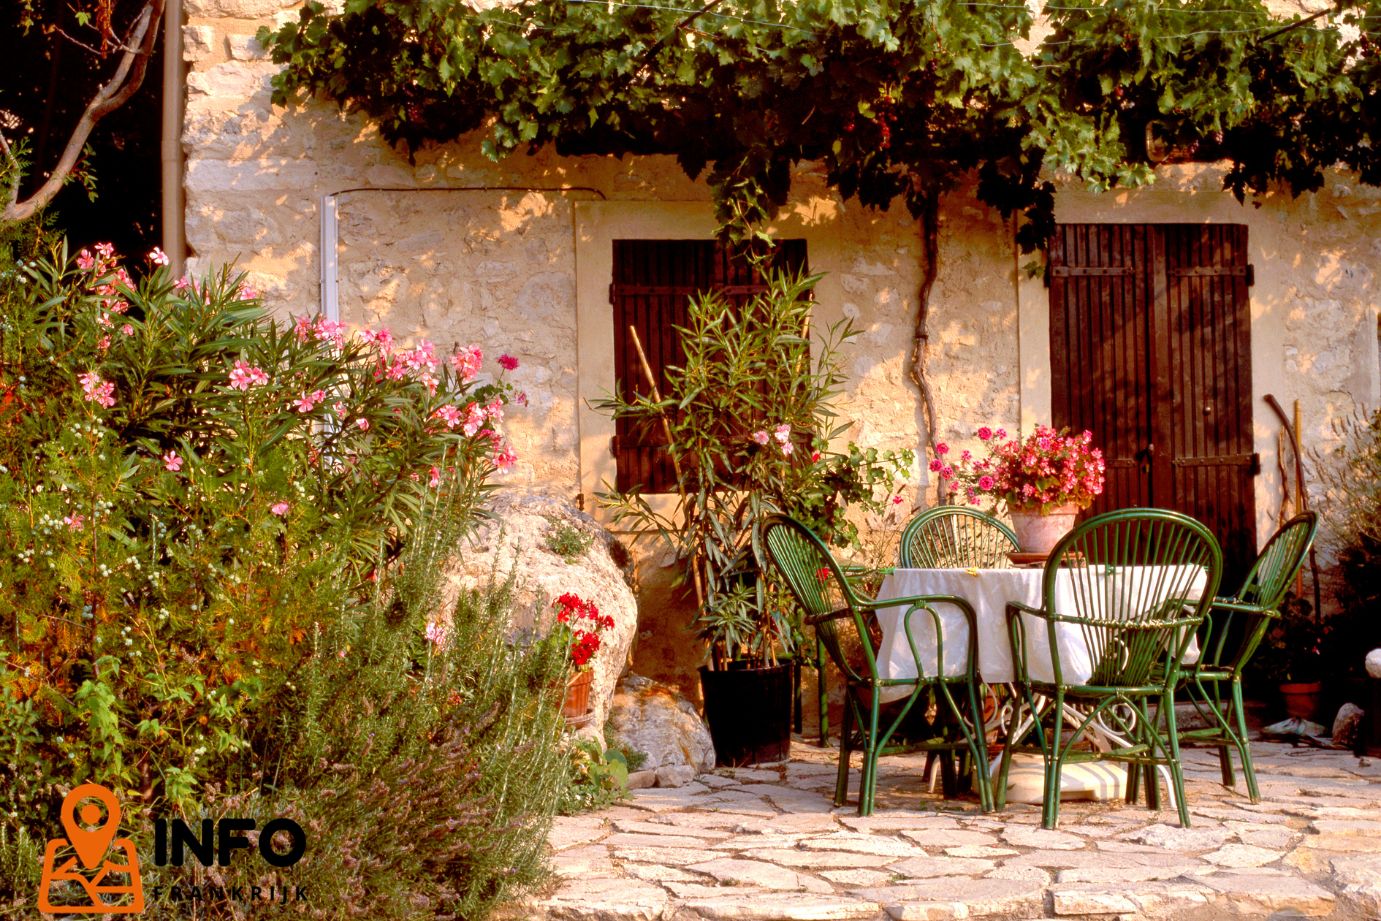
[964,679,994,812]
[1125,762,1141,805]
[817,638,830,746]
[859,697,882,816]
[1042,693,1064,829]
[1163,690,1192,827]
[1231,679,1261,803]
[835,698,854,807]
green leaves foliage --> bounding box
[261,0,1378,248]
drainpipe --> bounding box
[160,0,185,275]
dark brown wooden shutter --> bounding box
[1049,224,1155,516]
[1163,223,1256,587]
[610,239,807,493]
[1050,223,1257,587]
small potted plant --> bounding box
[1247,593,1328,721]
[932,424,1106,558]
[548,592,614,725]
[599,269,911,765]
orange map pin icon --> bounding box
[61,785,122,869]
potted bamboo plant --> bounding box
[598,268,910,766]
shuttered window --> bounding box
[1049,223,1257,586]
[609,239,808,493]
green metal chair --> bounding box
[1178,511,1318,802]
[899,506,1019,790]
[996,508,1223,828]
[758,513,993,816]
[900,506,1020,569]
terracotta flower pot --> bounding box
[562,670,594,724]
[1008,503,1079,557]
[1279,680,1322,721]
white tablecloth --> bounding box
[875,567,1206,686]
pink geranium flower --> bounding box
[497,354,519,371]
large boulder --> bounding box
[608,674,715,785]
[442,491,637,735]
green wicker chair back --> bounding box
[1205,511,1318,674]
[899,506,1019,569]
[760,514,876,686]
[1042,508,1223,690]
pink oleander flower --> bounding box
[238,284,259,301]
[355,417,369,431]
[811,451,821,462]
[483,397,504,425]
[451,345,483,382]
[270,501,290,516]
[425,621,449,647]
[360,327,394,351]
[293,314,314,342]
[751,430,771,445]
[121,323,134,336]
[314,318,345,347]
[292,389,326,414]
[148,247,170,266]
[773,424,791,444]
[780,441,794,456]
[76,249,96,271]
[463,402,486,437]
[228,359,269,391]
[429,466,442,488]
[97,335,111,352]
[433,404,463,429]
[163,451,183,473]
[174,275,191,292]
[497,353,519,371]
[494,442,518,472]
[77,371,116,408]
[515,391,529,406]
[63,514,85,531]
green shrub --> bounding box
[1315,408,1381,679]
[544,519,594,562]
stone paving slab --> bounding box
[527,741,1381,920]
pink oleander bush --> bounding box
[0,242,562,919]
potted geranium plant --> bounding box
[934,424,1106,557]
[599,268,911,765]
[547,592,614,725]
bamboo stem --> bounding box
[628,325,704,610]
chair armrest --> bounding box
[1211,598,1280,618]
[897,594,978,680]
[804,608,855,628]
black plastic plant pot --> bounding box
[699,662,793,767]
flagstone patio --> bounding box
[527,741,1381,921]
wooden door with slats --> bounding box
[610,239,808,493]
[1050,223,1257,586]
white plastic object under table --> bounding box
[875,567,1206,689]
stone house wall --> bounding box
[182,0,1379,693]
